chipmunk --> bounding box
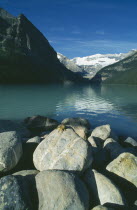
[57,124,66,132]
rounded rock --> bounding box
[84,169,126,206]
[36,170,89,210]
[0,131,22,172]
[33,127,93,172]
[106,153,137,188]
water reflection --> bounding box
[0,84,137,138]
[100,85,137,119]
[56,85,114,115]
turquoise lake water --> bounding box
[0,84,137,138]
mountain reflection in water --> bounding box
[0,84,137,138]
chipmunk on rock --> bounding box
[57,124,66,132]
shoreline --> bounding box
[0,116,137,209]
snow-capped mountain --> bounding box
[71,50,136,78]
[71,53,127,66]
[58,50,136,79]
[93,50,137,84]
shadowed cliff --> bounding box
[0,8,83,83]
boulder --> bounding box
[62,117,91,139]
[84,169,126,206]
[33,127,93,172]
[0,131,22,173]
[124,137,137,147]
[91,125,117,141]
[24,115,59,134]
[0,172,38,210]
[0,120,30,138]
[26,136,41,144]
[106,153,137,188]
[35,170,89,210]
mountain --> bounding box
[58,51,134,80]
[71,51,135,79]
[57,53,84,74]
[92,50,137,84]
[0,8,81,83]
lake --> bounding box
[0,84,137,139]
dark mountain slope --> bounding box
[0,8,81,83]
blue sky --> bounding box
[0,0,137,58]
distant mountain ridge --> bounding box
[71,51,136,78]
[58,50,136,80]
[0,8,82,83]
[92,50,137,84]
[71,51,136,66]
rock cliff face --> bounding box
[0,8,80,83]
[57,53,84,73]
[92,50,137,84]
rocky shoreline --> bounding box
[0,116,137,210]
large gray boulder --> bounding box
[0,131,22,172]
[62,117,91,139]
[106,153,137,188]
[35,170,89,210]
[0,171,38,210]
[91,125,117,141]
[84,169,126,206]
[0,120,30,138]
[24,115,59,133]
[33,127,93,172]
